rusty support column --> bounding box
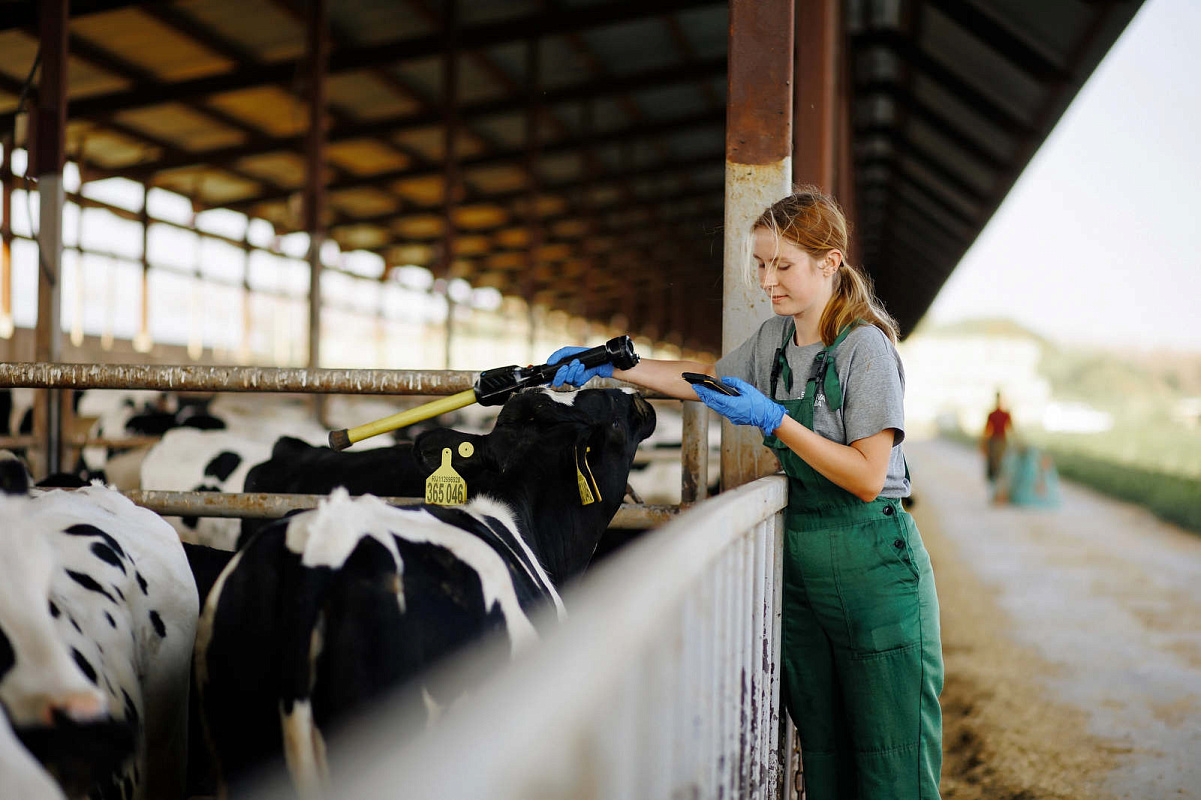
[793,0,839,191]
[440,0,460,369]
[834,10,858,254]
[522,32,542,314]
[134,182,152,353]
[723,0,794,491]
[578,97,600,324]
[1,137,12,339]
[305,0,328,417]
[240,227,253,362]
[33,0,68,477]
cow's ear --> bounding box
[413,428,485,475]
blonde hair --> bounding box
[752,186,899,345]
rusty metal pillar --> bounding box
[239,226,253,362]
[723,0,794,490]
[1,137,13,339]
[33,0,68,477]
[134,182,152,353]
[440,0,460,369]
[834,9,858,255]
[793,0,839,191]
[304,0,328,417]
[522,32,542,324]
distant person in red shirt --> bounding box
[981,391,1013,484]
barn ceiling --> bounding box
[0,0,1144,352]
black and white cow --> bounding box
[0,457,199,800]
[195,387,655,795]
[237,436,432,546]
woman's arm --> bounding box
[612,358,717,401]
[772,419,896,502]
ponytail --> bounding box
[820,261,899,345]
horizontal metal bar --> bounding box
[0,363,478,395]
[113,490,677,529]
[67,435,162,449]
[0,363,672,399]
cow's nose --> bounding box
[39,690,108,726]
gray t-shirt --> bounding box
[715,315,911,498]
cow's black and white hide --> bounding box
[195,387,655,796]
[0,469,199,800]
[1,388,35,439]
[139,428,278,550]
[0,701,67,800]
[237,436,432,547]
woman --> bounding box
[548,188,943,799]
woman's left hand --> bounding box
[691,376,786,436]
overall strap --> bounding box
[803,322,859,413]
[768,320,796,400]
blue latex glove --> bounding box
[547,346,615,388]
[692,376,787,437]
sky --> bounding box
[923,0,1201,353]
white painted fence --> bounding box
[292,474,789,800]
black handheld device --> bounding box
[682,372,741,396]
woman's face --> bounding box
[752,227,836,319]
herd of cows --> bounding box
[0,385,658,799]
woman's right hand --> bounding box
[547,346,615,388]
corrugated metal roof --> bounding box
[0,0,1145,351]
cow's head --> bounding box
[0,491,131,794]
[414,387,656,583]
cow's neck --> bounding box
[481,475,618,588]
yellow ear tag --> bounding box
[575,445,601,506]
[426,447,467,506]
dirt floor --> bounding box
[914,487,1124,799]
[906,438,1201,800]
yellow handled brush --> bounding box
[328,335,639,450]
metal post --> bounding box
[443,289,455,369]
[793,0,838,191]
[834,10,857,253]
[1,137,13,339]
[240,226,252,362]
[134,182,152,352]
[522,32,542,319]
[439,0,460,370]
[305,0,328,418]
[723,0,794,490]
[33,0,68,477]
[681,399,709,505]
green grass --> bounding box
[940,430,1201,535]
[1044,448,1201,533]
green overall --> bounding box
[764,322,943,800]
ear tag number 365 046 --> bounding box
[425,447,467,506]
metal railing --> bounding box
[301,474,789,800]
[1,360,709,518]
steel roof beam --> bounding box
[855,84,1009,172]
[225,122,724,212]
[852,29,1037,138]
[858,128,991,203]
[110,58,725,180]
[9,0,722,125]
[923,0,1069,84]
[0,0,163,32]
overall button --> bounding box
[882,505,895,516]
[893,539,904,549]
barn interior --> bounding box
[1,0,1145,349]
[0,0,1144,480]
